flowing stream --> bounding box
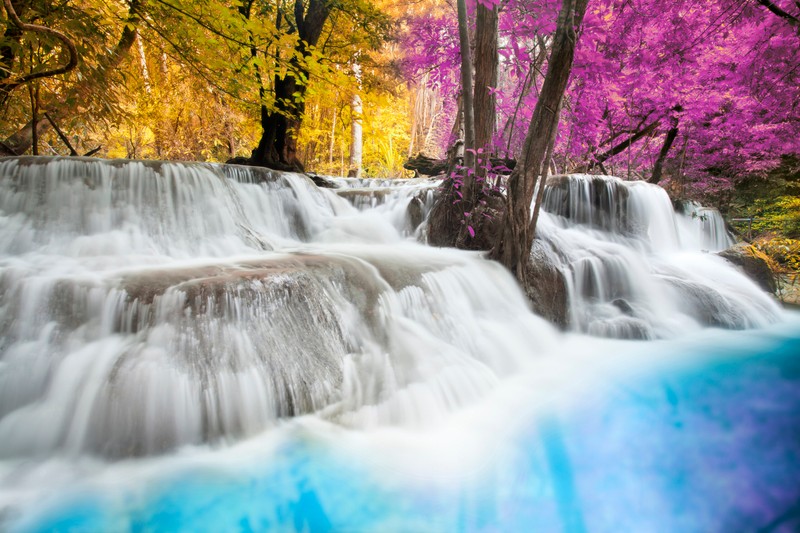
[0,157,797,532]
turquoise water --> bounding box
[7,317,800,533]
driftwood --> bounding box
[404,153,516,177]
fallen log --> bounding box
[403,153,516,176]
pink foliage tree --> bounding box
[401,0,800,196]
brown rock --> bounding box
[521,240,570,329]
[718,243,777,294]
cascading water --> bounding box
[0,157,797,533]
[539,174,776,339]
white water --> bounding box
[539,174,774,338]
[0,157,789,531]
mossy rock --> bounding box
[718,243,777,293]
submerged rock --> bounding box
[612,298,635,316]
[718,243,777,294]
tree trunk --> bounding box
[456,0,475,171]
[348,93,363,177]
[473,3,498,157]
[449,1,500,247]
[328,107,337,166]
[649,120,679,184]
[136,32,151,94]
[491,0,589,279]
[250,0,332,171]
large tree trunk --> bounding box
[250,0,332,171]
[251,74,301,169]
[456,0,475,171]
[473,3,498,156]
[427,0,500,249]
[453,1,500,248]
[490,0,589,279]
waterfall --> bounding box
[0,157,549,458]
[0,157,795,532]
[0,159,780,455]
[538,174,776,339]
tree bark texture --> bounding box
[456,0,475,171]
[473,3,498,156]
[452,1,499,247]
[251,0,332,171]
[491,0,589,279]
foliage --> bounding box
[298,80,411,177]
[754,235,800,304]
[401,0,800,190]
[2,0,406,170]
[1,0,797,185]
[728,156,800,239]
[755,237,800,272]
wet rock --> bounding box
[663,277,748,329]
[612,298,635,316]
[336,188,391,206]
[522,240,570,329]
[718,243,777,293]
[407,196,425,232]
[587,316,652,340]
[306,173,340,189]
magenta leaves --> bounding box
[401,0,800,198]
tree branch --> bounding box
[755,0,800,28]
[1,0,78,101]
[591,119,660,168]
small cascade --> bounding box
[677,200,735,251]
[332,176,438,237]
[0,157,347,259]
[542,174,630,234]
[539,174,778,338]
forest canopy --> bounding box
[0,0,798,192]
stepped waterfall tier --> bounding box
[0,157,798,532]
[538,174,777,338]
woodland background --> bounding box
[0,0,798,262]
